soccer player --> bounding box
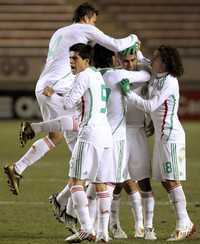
[4,2,139,195]
[107,48,157,240]
[89,44,152,240]
[120,45,196,241]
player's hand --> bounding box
[144,119,154,137]
[43,86,55,97]
[119,78,131,95]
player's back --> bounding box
[36,23,97,93]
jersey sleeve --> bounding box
[122,70,151,84]
[127,78,175,112]
[64,72,89,109]
[87,25,139,52]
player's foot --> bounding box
[65,213,78,234]
[19,121,35,147]
[65,230,96,243]
[144,227,157,240]
[4,164,22,195]
[96,232,111,242]
[167,222,196,241]
[49,193,66,223]
[109,223,128,239]
[135,226,144,238]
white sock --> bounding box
[56,184,71,211]
[15,136,55,175]
[141,191,155,228]
[110,193,121,226]
[96,190,111,236]
[168,186,191,230]
[66,197,77,218]
[31,115,78,134]
[71,185,93,233]
[129,191,143,229]
[86,184,97,228]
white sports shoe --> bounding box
[65,230,96,243]
[144,227,157,240]
[96,232,110,242]
[135,227,144,238]
[110,223,128,239]
[167,222,196,241]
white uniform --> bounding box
[102,68,150,182]
[35,23,138,146]
[64,67,114,182]
[126,86,151,181]
[127,73,186,181]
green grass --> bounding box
[0,120,199,244]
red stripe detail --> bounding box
[161,99,168,138]
[44,136,55,150]
[71,186,84,193]
[81,96,85,122]
[97,192,110,198]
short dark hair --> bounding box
[93,44,115,68]
[70,43,93,63]
[73,2,98,23]
[158,45,184,77]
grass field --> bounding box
[0,120,199,244]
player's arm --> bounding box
[64,72,89,109]
[120,78,174,113]
[87,25,139,52]
[122,69,151,84]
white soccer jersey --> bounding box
[35,23,138,93]
[102,68,150,139]
[127,74,185,142]
[64,67,112,148]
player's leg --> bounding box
[4,92,69,194]
[138,178,156,240]
[109,139,128,239]
[109,183,128,239]
[123,180,144,238]
[65,141,99,242]
[20,115,79,147]
[154,142,195,241]
[128,127,156,240]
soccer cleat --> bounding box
[65,230,96,243]
[144,227,157,240]
[134,227,144,238]
[19,121,35,147]
[4,164,22,195]
[167,222,196,241]
[65,213,78,234]
[49,193,66,223]
[109,223,128,239]
[96,233,111,242]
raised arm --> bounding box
[87,25,139,52]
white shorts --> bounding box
[152,140,186,181]
[112,139,128,183]
[126,127,151,181]
[36,92,68,121]
[36,91,79,146]
[69,140,115,183]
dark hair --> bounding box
[158,45,184,77]
[93,44,115,68]
[70,43,93,63]
[73,2,98,23]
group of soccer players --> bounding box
[4,2,196,242]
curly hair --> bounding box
[158,45,184,77]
